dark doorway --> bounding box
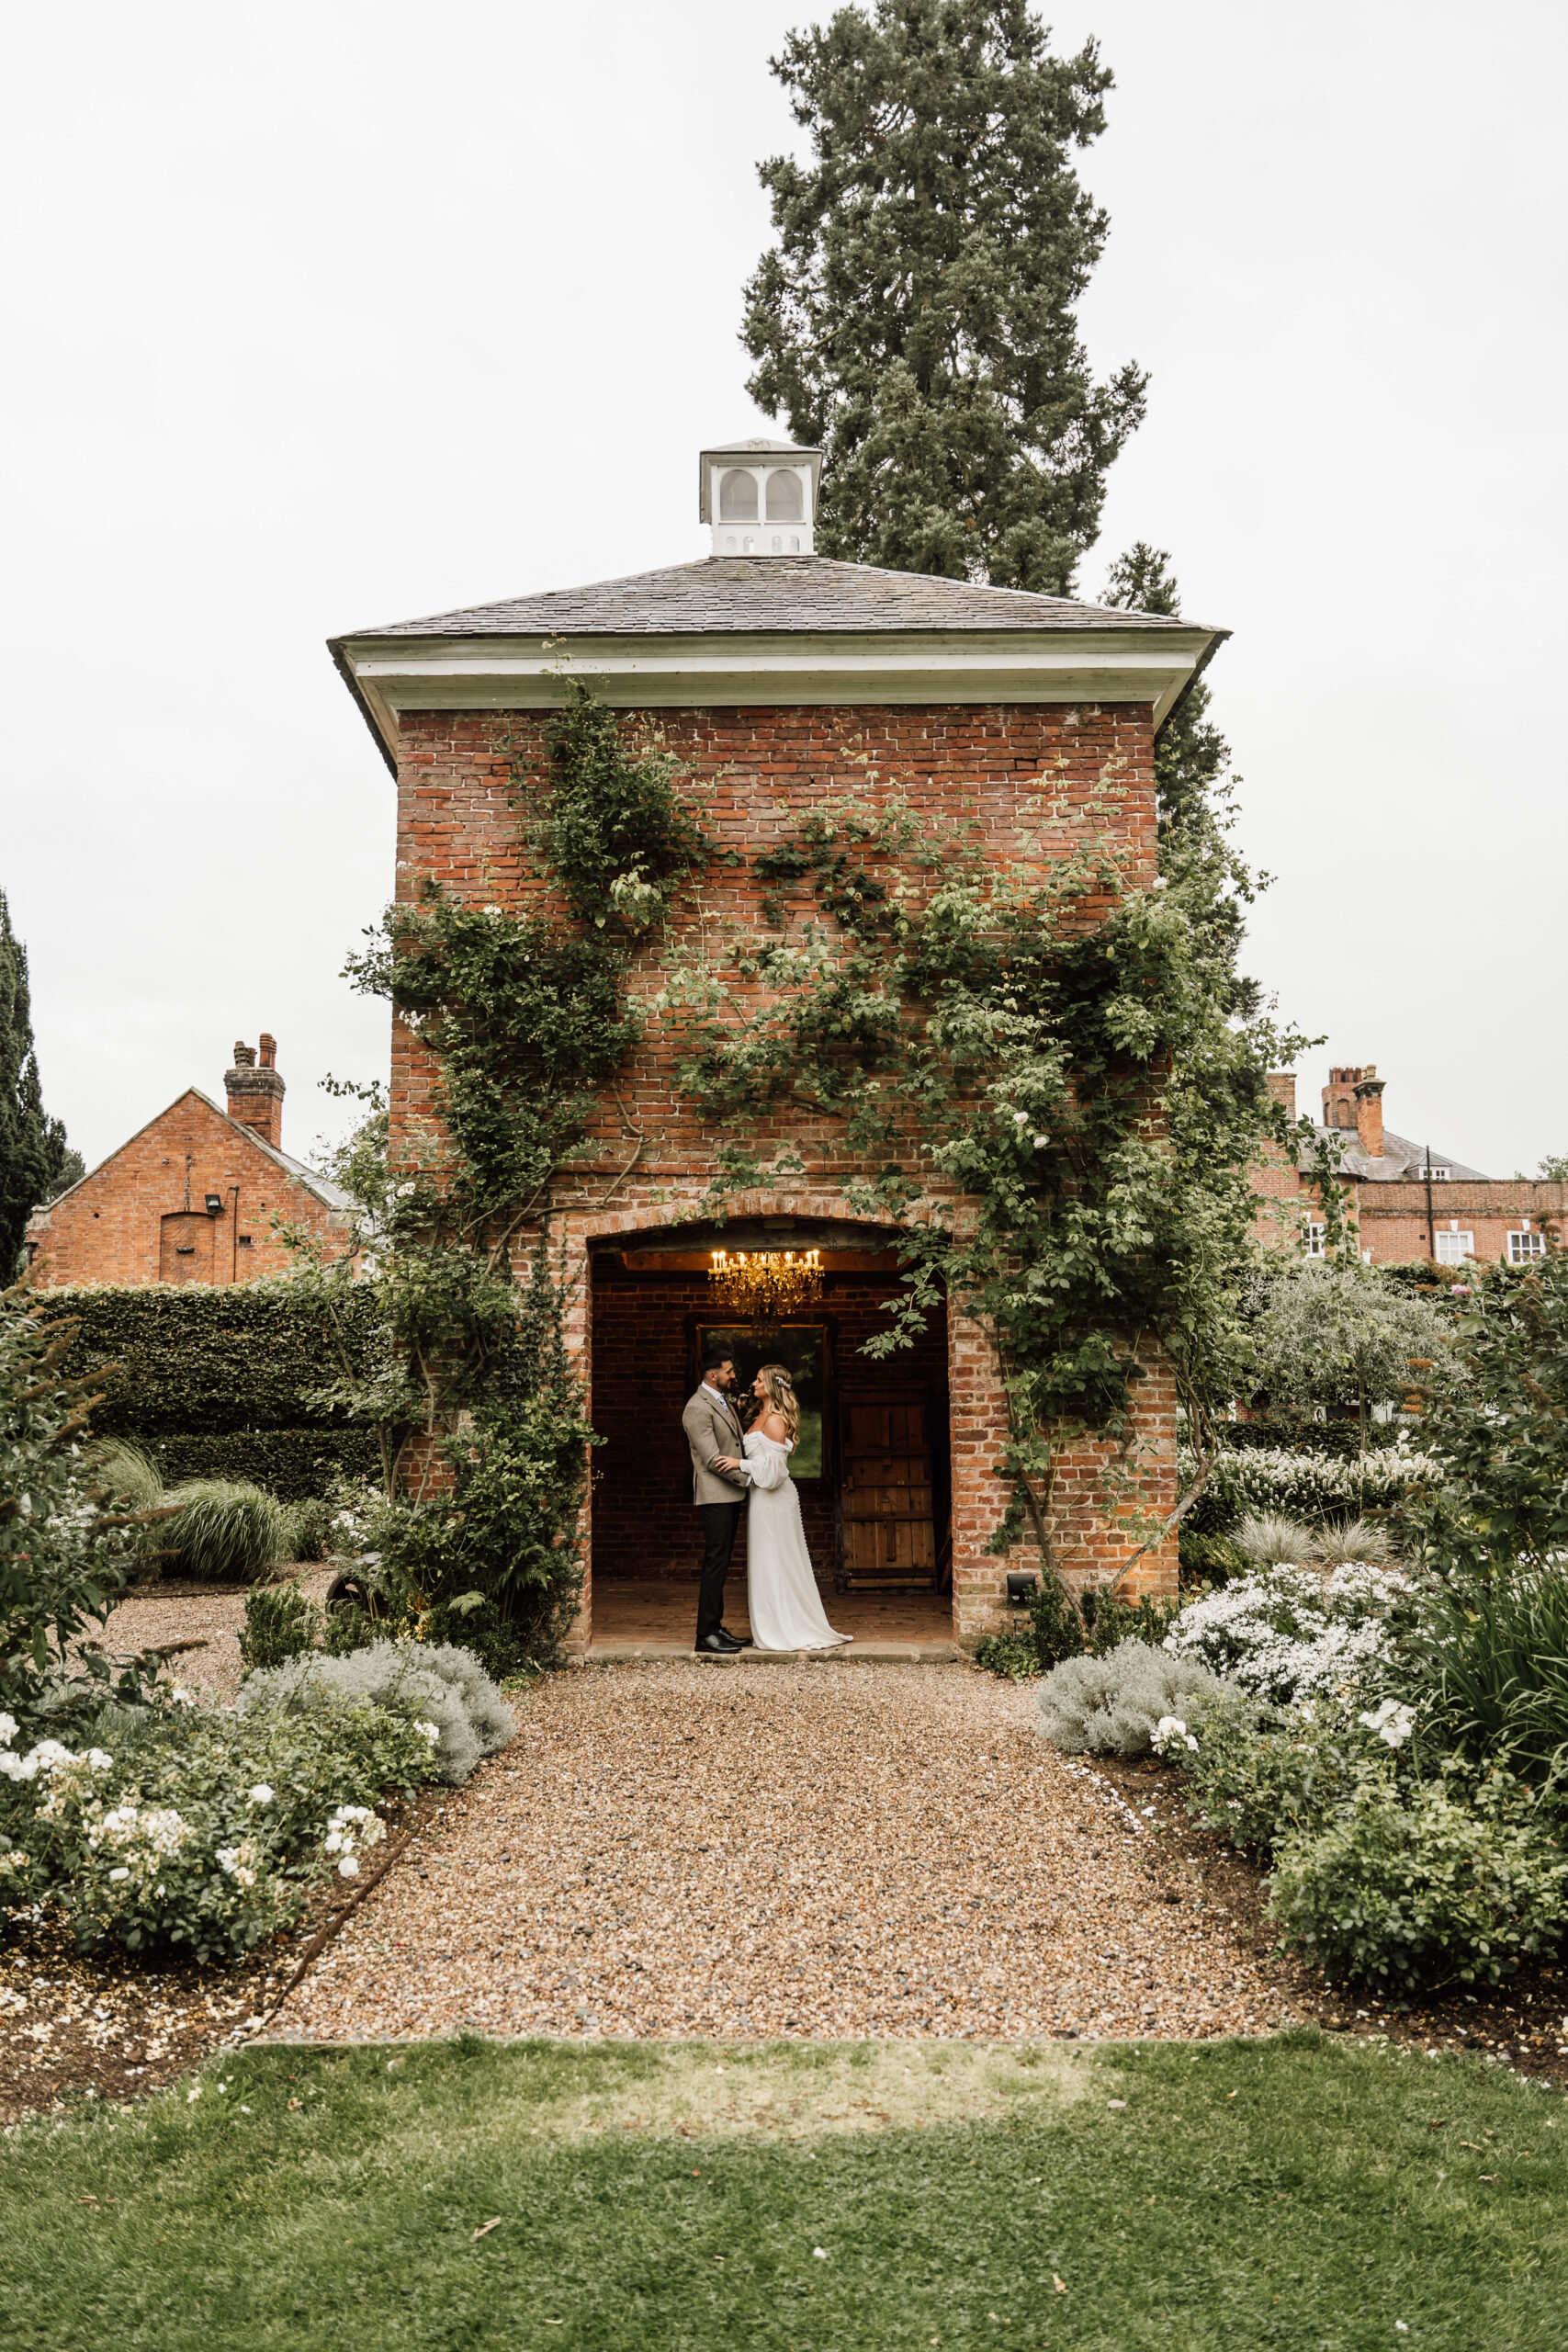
[587,1227,952,1638]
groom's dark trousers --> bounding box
[696,1501,744,1645]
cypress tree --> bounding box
[741,0,1146,592]
[0,888,84,1275]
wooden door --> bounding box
[160,1212,215,1284]
[838,1394,937,1589]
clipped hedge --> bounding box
[1217,1419,1406,1462]
[148,1430,379,1500]
[40,1284,383,1501]
[53,1283,381,1435]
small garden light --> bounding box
[1006,1572,1038,1608]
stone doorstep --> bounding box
[579,1641,963,1666]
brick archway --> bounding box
[561,1195,975,1655]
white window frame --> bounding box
[1508,1228,1545,1264]
[1305,1221,1326,1259]
[1434,1228,1473,1265]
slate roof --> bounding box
[1302,1125,1491,1183]
[345,557,1205,642]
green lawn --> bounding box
[3,2031,1563,2350]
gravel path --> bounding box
[273,1661,1302,2047]
[100,1571,337,1702]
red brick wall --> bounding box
[1352,1181,1566,1266]
[24,1092,344,1288]
[389,702,1179,1645]
[590,1262,951,1586]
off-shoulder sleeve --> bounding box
[744,1438,792,1492]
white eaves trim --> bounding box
[336,625,1217,771]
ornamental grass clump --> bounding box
[1037,1645,1229,1758]
[1233,1513,1316,1567]
[158,1480,291,1584]
[1313,1517,1393,1567]
[235,1639,512,1786]
[89,1439,164,1516]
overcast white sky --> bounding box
[4,0,1563,1179]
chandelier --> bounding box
[708,1249,823,1318]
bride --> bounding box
[741,1364,852,1653]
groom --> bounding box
[682,1349,755,1656]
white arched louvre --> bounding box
[765,469,804,521]
[718,469,758,521]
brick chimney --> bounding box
[1266,1072,1297,1120]
[1353,1068,1385,1160]
[1322,1067,1365,1130]
[225,1035,286,1150]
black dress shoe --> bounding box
[695,1631,744,1654]
[720,1628,754,1647]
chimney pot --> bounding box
[225,1035,286,1151]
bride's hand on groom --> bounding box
[715,1454,742,1474]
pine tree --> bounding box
[741,0,1145,593]
[0,888,84,1275]
[1100,541,1260,1021]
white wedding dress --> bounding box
[743,1430,852,1652]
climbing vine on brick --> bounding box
[660,785,1301,1584]
[283,687,712,1669]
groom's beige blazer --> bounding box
[683,1380,752,1505]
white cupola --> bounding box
[698,437,822,557]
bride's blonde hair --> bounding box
[756,1363,801,1442]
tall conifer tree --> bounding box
[0,888,83,1274]
[741,0,1145,592]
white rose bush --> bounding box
[0,1679,443,1962]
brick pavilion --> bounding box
[329,439,1227,1652]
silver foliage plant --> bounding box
[235,1640,513,1786]
[1037,1647,1229,1758]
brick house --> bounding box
[328,438,1226,1650]
[1256,1063,1566,1268]
[24,1035,352,1287]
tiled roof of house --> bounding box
[349,557,1204,641]
[30,1092,355,1221]
[1302,1125,1491,1182]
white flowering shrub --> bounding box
[1163,1565,1413,1705]
[1181,1444,1434,1533]
[1037,1645,1231,1758]
[0,1686,436,1962]
[234,1639,512,1786]
[321,1803,386,1879]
